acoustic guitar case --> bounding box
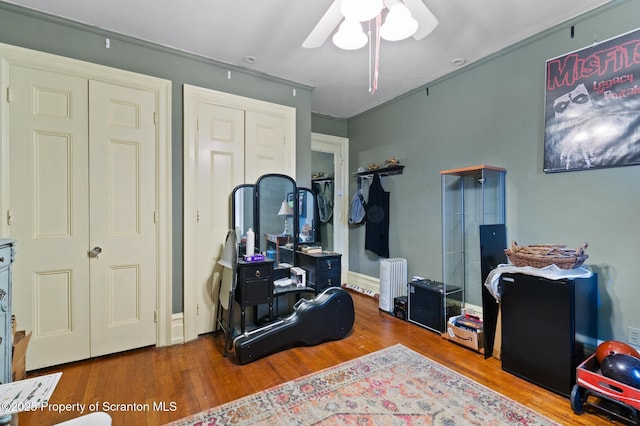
[233,287,354,364]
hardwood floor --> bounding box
[19,291,615,425]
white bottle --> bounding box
[246,228,255,256]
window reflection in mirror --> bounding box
[298,187,318,245]
[232,184,255,254]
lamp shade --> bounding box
[278,201,293,216]
[380,2,418,41]
[340,0,383,22]
[332,19,368,50]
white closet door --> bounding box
[9,65,91,369]
[183,85,295,341]
[195,103,245,335]
[9,68,159,369]
[88,80,158,356]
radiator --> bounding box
[379,258,407,313]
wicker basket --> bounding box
[504,241,589,269]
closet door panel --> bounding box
[9,65,91,369]
[88,80,158,356]
[245,110,292,182]
[194,103,245,335]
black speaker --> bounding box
[408,280,461,333]
[393,296,407,320]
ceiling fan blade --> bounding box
[302,0,343,48]
[403,0,439,40]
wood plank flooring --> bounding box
[19,291,616,425]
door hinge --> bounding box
[154,309,158,323]
[196,210,200,223]
[153,211,158,224]
[6,88,12,103]
[6,210,12,225]
[196,303,200,316]
[153,112,157,125]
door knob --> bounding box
[89,246,102,258]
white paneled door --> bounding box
[9,66,157,369]
[194,103,245,335]
[88,80,157,357]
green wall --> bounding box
[2,1,638,344]
[311,113,348,138]
[346,0,639,342]
[0,2,314,314]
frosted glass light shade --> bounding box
[332,19,368,50]
[340,0,383,22]
[380,2,418,41]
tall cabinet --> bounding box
[440,165,506,328]
[0,238,16,385]
[500,272,598,396]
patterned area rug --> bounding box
[167,344,559,426]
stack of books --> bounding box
[300,245,322,254]
[453,313,483,331]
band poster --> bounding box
[544,27,640,173]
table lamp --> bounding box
[277,200,293,235]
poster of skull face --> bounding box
[543,27,640,172]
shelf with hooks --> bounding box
[311,176,334,184]
[352,165,405,179]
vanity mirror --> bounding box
[298,187,319,245]
[255,174,298,262]
[231,184,255,255]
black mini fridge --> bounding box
[500,272,598,396]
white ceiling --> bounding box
[4,0,612,119]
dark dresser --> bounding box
[235,259,274,331]
[296,251,342,292]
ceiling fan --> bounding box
[302,0,439,49]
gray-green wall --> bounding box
[346,0,638,343]
[0,2,313,314]
[2,1,638,343]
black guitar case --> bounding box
[233,287,354,364]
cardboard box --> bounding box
[12,330,32,381]
[443,320,484,354]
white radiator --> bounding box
[379,258,407,313]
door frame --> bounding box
[183,84,296,342]
[311,133,349,285]
[0,42,174,347]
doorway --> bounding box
[311,133,349,285]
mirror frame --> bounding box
[255,173,298,258]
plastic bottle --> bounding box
[246,228,255,256]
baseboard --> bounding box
[345,271,380,296]
[171,313,185,345]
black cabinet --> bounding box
[500,272,598,396]
[235,259,274,331]
[296,251,341,292]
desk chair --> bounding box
[214,229,238,357]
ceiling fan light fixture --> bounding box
[332,19,368,50]
[380,2,418,41]
[340,0,383,22]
